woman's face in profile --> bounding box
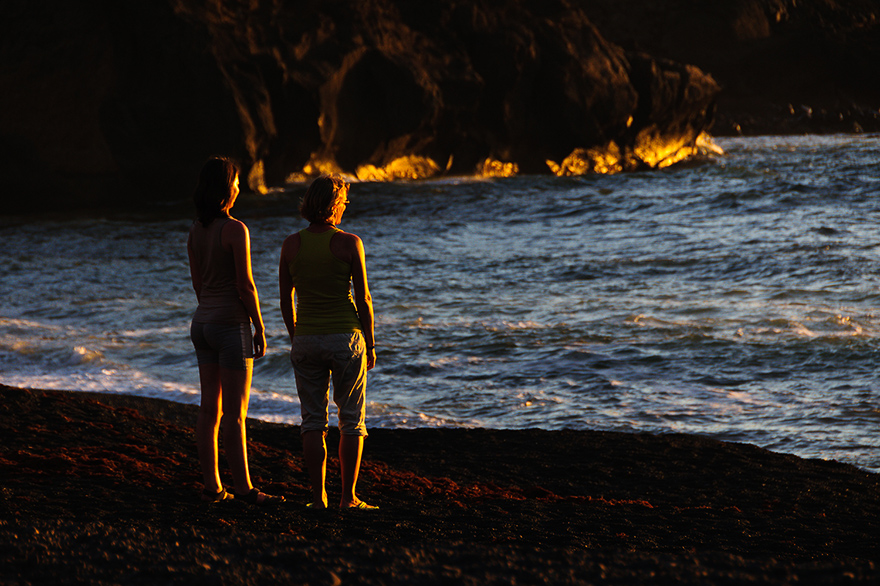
[225,174,241,211]
[331,185,349,224]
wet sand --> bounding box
[1,384,878,584]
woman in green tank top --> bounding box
[279,175,377,510]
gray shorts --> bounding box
[191,321,253,371]
[291,332,367,436]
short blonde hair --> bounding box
[299,175,349,224]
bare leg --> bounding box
[196,364,223,493]
[339,434,365,507]
[219,363,254,495]
[302,430,329,508]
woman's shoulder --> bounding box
[189,219,212,240]
[221,217,248,234]
[218,218,249,251]
[328,229,362,264]
[332,229,362,247]
[281,231,302,249]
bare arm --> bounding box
[186,227,202,302]
[222,219,266,359]
[348,234,376,370]
[278,234,299,344]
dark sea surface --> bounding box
[2,135,879,472]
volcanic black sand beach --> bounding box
[1,384,877,584]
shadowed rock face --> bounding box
[4,0,828,211]
[579,0,880,136]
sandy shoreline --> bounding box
[1,384,878,584]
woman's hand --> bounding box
[254,326,267,359]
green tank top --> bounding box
[289,228,362,336]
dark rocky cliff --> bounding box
[1,0,877,212]
[580,0,880,136]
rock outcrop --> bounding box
[579,0,880,136]
[1,0,724,211]
[8,0,879,212]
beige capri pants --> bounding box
[290,332,368,436]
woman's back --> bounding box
[288,228,362,335]
[190,218,249,324]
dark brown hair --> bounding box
[193,156,239,226]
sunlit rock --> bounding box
[355,156,441,182]
[547,143,624,176]
[477,159,519,178]
[2,0,729,210]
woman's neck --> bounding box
[307,221,336,232]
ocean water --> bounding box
[2,135,879,473]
